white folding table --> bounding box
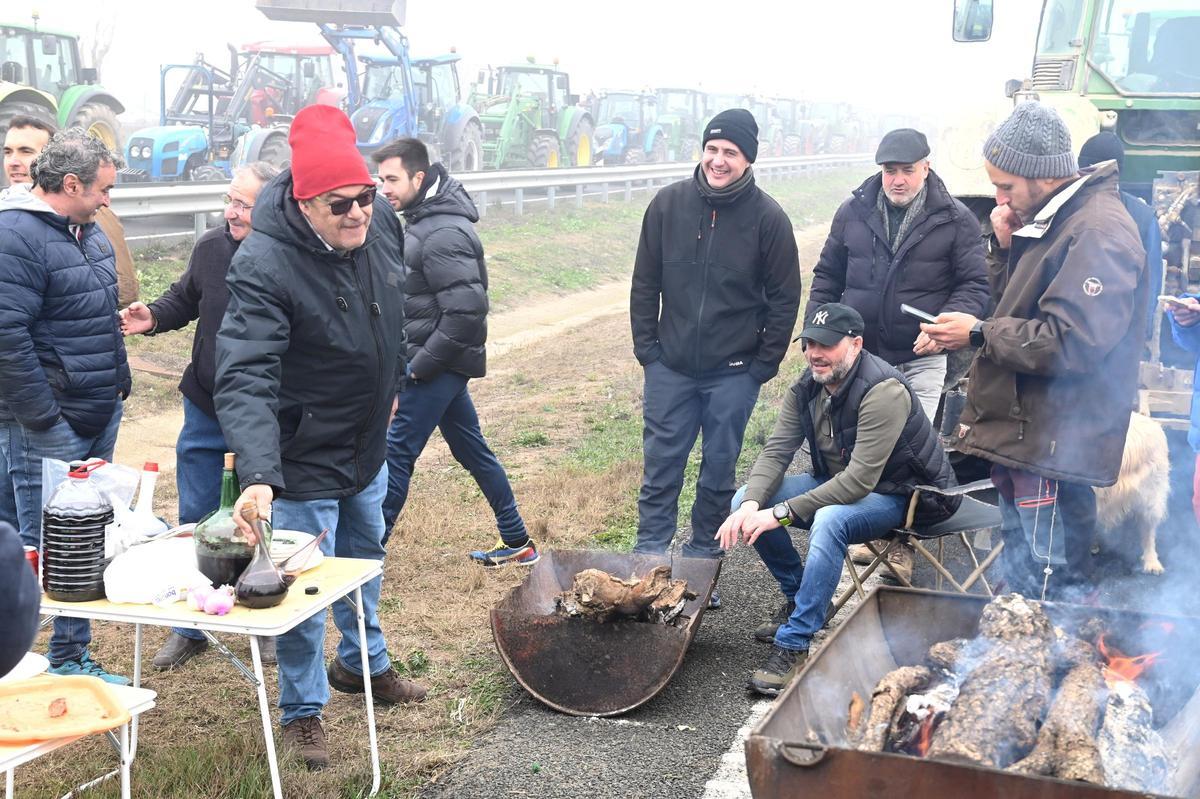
[40,556,383,799]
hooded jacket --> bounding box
[956,162,1147,486]
[147,225,240,418]
[400,165,488,380]
[214,170,407,500]
[0,184,130,438]
[806,170,989,365]
[630,166,802,383]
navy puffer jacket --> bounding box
[0,186,130,437]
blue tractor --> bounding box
[590,90,666,165]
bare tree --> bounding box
[89,13,117,73]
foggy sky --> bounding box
[18,0,1044,123]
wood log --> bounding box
[1008,638,1107,783]
[850,665,932,752]
[927,638,967,672]
[1099,680,1170,794]
[926,594,1055,768]
[554,566,696,623]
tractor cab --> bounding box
[0,24,91,97]
[239,42,339,122]
[750,96,784,157]
[654,87,708,161]
[592,90,663,164]
[771,97,811,156]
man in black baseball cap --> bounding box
[715,302,959,696]
[630,108,801,610]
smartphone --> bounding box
[900,303,938,324]
[1159,294,1192,309]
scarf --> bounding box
[877,182,928,252]
[693,164,755,206]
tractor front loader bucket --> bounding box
[255,0,405,26]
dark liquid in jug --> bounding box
[235,572,288,609]
[196,550,252,587]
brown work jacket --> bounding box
[95,207,138,308]
[955,161,1146,486]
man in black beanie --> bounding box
[630,108,801,608]
[1078,131,1162,343]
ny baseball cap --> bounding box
[795,302,865,346]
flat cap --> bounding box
[875,128,930,165]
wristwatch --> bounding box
[969,320,986,348]
[772,501,793,527]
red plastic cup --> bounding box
[23,545,38,576]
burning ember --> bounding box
[844,594,1175,795]
[1097,633,1163,686]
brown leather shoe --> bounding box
[281,716,328,771]
[327,658,428,705]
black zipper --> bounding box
[696,208,717,374]
[352,249,386,489]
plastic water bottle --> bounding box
[129,462,169,538]
[42,462,112,601]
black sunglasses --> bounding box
[325,186,377,215]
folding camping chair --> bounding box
[833,479,1005,614]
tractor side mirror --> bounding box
[302,61,315,79]
[40,35,58,56]
[556,75,568,92]
[81,67,98,84]
[1003,78,1022,98]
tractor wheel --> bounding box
[678,135,701,162]
[529,133,560,168]
[783,134,802,156]
[567,118,594,167]
[189,164,226,182]
[72,102,123,152]
[623,146,645,165]
[258,133,292,169]
[649,134,667,164]
[772,132,784,158]
[452,123,483,173]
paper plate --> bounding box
[1,652,49,683]
[269,530,324,572]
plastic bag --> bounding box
[102,538,210,605]
[41,457,140,558]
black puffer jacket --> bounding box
[630,167,801,382]
[215,170,407,500]
[401,165,488,380]
[806,170,989,365]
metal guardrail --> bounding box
[110,153,872,236]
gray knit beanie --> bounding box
[982,102,1077,178]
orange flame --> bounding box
[1097,633,1162,686]
[915,714,937,757]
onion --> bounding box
[188,584,214,611]
[203,589,235,616]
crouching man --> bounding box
[717,303,959,696]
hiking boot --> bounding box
[152,632,208,670]
[880,543,915,585]
[468,538,539,567]
[256,636,276,666]
[281,716,328,771]
[708,588,722,611]
[49,650,130,685]
[327,658,428,705]
[748,645,809,696]
[848,541,885,565]
[754,601,796,643]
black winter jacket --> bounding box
[400,166,488,380]
[630,167,801,382]
[0,187,130,437]
[148,225,239,418]
[796,351,960,524]
[806,170,989,365]
[215,170,407,500]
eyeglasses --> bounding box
[222,194,253,213]
[324,186,377,216]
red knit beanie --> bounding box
[288,105,373,200]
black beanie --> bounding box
[704,108,759,163]
[1078,131,1125,170]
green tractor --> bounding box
[654,87,708,162]
[0,17,124,151]
[772,97,811,156]
[749,96,785,158]
[469,60,594,169]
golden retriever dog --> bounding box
[1094,411,1169,575]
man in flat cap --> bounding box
[717,303,959,696]
[807,127,988,581]
[922,102,1146,601]
[630,108,801,609]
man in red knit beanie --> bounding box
[214,104,422,771]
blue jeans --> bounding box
[733,474,907,651]
[174,396,229,641]
[382,371,526,547]
[635,361,761,559]
[0,402,123,665]
[271,465,390,725]
[0,441,16,529]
